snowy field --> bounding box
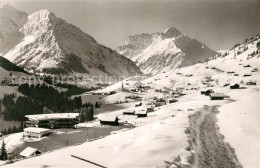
[218,88,260,168]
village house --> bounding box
[243,64,251,67]
[201,89,214,96]
[146,106,155,113]
[155,99,167,107]
[185,74,193,77]
[99,115,119,126]
[252,67,258,72]
[25,113,79,129]
[210,93,225,100]
[20,147,42,158]
[24,127,51,138]
[168,99,178,104]
[244,73,252,77]
[230,83,240,89]
[123,110,135,115]
[246,80,257,85]
[135,110,147,118]
[135,102,142,107]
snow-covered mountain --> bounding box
[116,27,217,75]
[1,6,141,76]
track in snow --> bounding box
[187,105,242,168]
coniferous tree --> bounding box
[0,140,8,161]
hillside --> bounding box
[0,56,28,74]
[116,27,217,75]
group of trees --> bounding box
[0,123,24,136]
[0,56,28,74]
[78,104,94,122]
[43,77,100,96]
[18,84,83,112]
[56,83,98,96]
[3,94,43,121]
[0,141,8,161]
[1,84,91,122]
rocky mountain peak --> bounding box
[163,27,183,38]
[116,27,217,75]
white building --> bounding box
[24,127,51,138]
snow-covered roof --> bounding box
[25,113,79,121]
[99,115,118,122]
[24,127,51,133]
[135,110,147,115]
[230,83,240,86]
[20,147,42,157]
[123,110,135,114]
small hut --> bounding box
[20,147,42,158]
[135,102,142,107]
[230,83,240,89]
[243,64,251,68]
[99,115,119,126]
[244,73,252,77]
[146,106,155,113]
[168,99,178,104]
[135,110,147,118]
[210,93,225,100]
[246,80,257,85]
[201,89,214,96]
[123,110,135,115]
[155,99,166,107]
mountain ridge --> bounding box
[116,27,217,75]
[1,6,142,77]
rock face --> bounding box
[116,27,217,74]
[1,6,141,77]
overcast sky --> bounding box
[1,0,260,51]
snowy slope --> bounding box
[1,7,141,77]
[218,88,260,168]
[116,27,217,75]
